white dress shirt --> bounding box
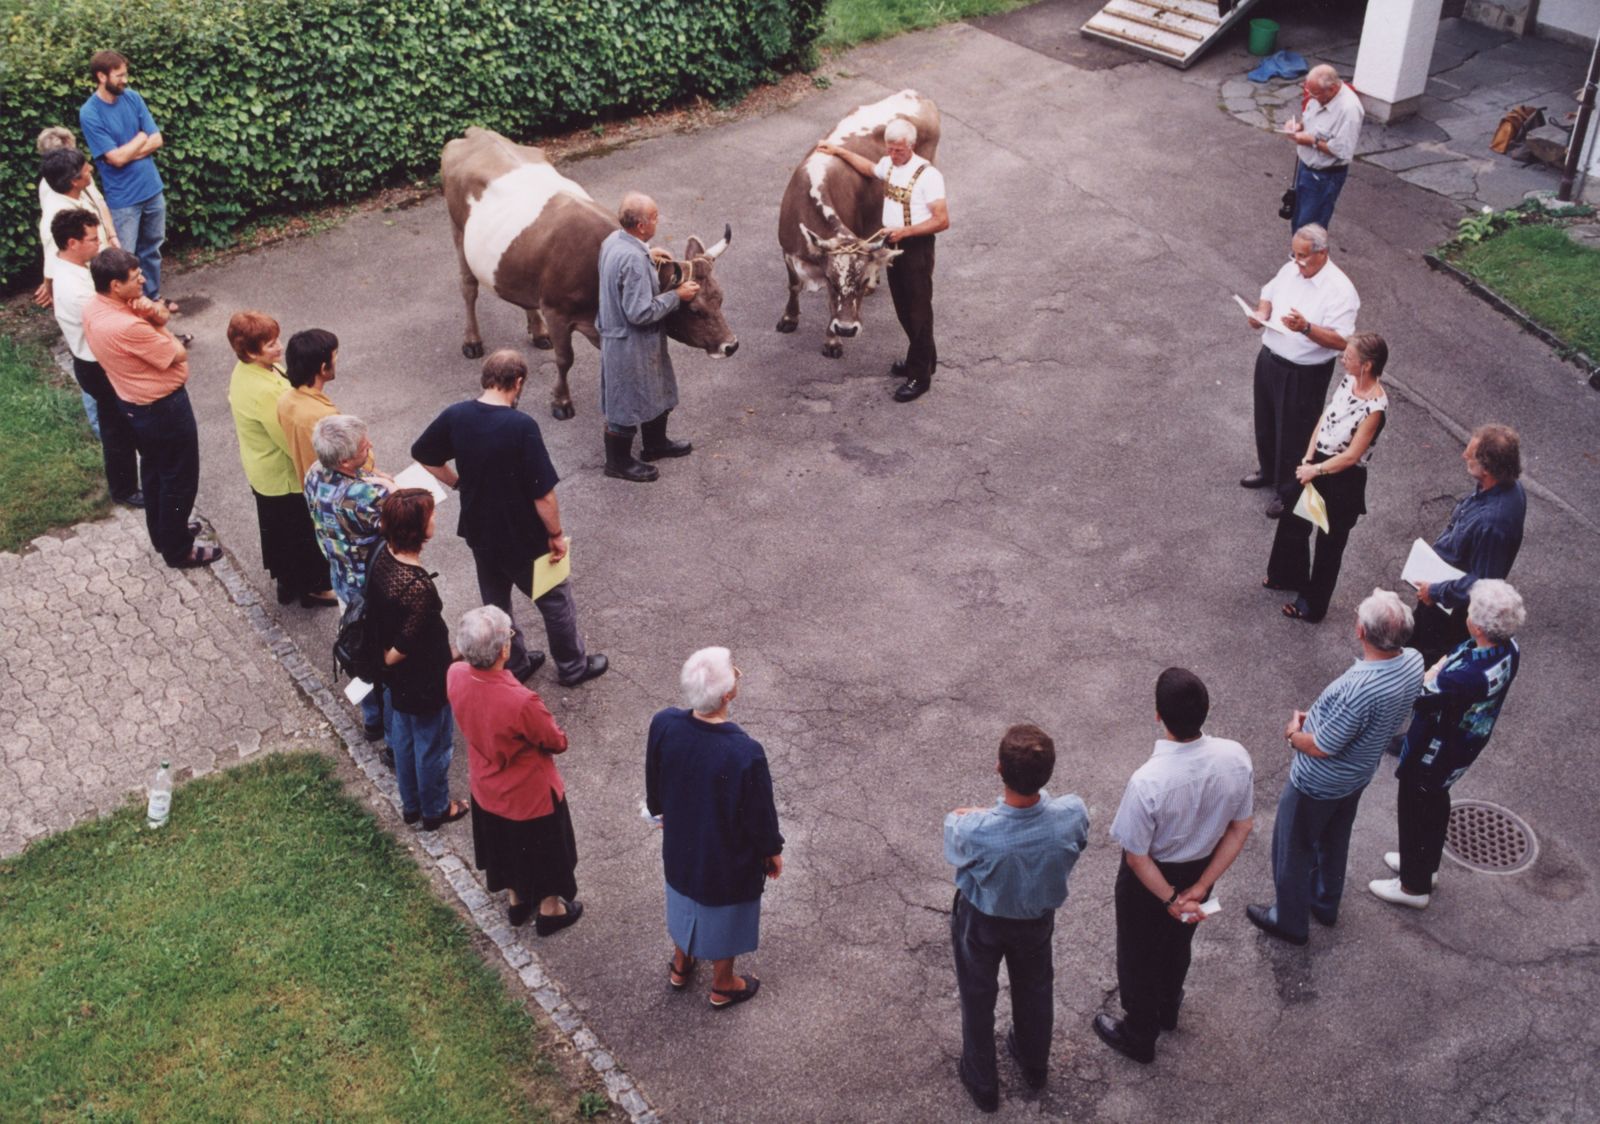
[1299,84,1364,168]
[1109,735,1254,864]
[1259,257,1359,365]
[51,259,98,362]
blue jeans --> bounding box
[118,386,199,564]
[1291,162,1348,231]
[1268,779,1366,938]
[384,693,453,820]
[81,391,101,439]
[110,191,167,299]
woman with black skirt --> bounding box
[448,604,582,935]
[225,310,337,608]
[1266,331,1389,623]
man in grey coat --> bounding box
[597,192,701,483]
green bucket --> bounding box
[1248,18,1279,56]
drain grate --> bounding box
[1444,800,1537,873]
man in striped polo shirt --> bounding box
[1248,589,1425,945]
[945,724,1089,1112]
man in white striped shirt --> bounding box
[1248,590,1425,945]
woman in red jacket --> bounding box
[448,604,581,935]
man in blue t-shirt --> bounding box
[78,50,169,304]
[412,349,607,688]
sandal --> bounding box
[420,798,470,831]
[170,544,222,569]
[1281,599,1322,623]
[1262,578,1296,591]
[669,956,697,991]
[710,974,761,1010]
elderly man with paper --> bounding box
[412,349,608,688]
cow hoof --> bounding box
[821,342,843,359]
[775,319,798,334]
[531,335,554,351]
[462,341,485,359]
[551,402,576,421]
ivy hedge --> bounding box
[0,0,825,287]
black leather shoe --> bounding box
[1264,495,1286,519]
[1240,471,1269,488]
[116,490,146,508]
[892,378,930,403]
[558,654,609,688]
[512,651,547,683]
[956,1060,999,1113]
[1092,1014,1155,1064]
[534,898,583,937]
[1006,1029,1046,1090]
[1246,903,1308,945]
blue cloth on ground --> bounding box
[1248,51,1309,84]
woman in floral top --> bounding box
[1266,331,1389,623]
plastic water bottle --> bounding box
[146,760,172,829]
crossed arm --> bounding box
[103,130,163,168]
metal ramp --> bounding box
[1080,0,1265,69]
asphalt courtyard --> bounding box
[155,10,1598,1121]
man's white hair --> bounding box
[1293,223,1330,252]
[312,414,367,470]
[884,118,917,147]
[1358,588,1413,651]
[457,605,512,669]
[1308,64,1342,92]
[681,646,736,713]
[1468,580,1525,643]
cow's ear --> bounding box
[799,223,829,253]
[876,245,904,264]
[684,236,706,259]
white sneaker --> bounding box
[1383,852,1439,888]
[1369,877,1430,909]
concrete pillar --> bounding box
[1353,0,1447,123]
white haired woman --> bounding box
[1372,579,1525,909]
[448,605,582,935]
[645,647,784,1008]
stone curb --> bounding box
[205,552,660,1124]
[1422,252,1600,389]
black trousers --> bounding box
[887,234,937,381]
[118,386,199,565]
[1252,348,1336,500]
[1412,601,1470,667]
[1266,457,1368,621]
[71,356,140,501]
[1397,780,1452,894]
[1114,852,1212,1044]
[950,890,1054,1100]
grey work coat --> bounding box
[597,228,680,427]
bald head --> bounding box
[618,192,658,234]
[1308,65,1342,99]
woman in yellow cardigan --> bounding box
[225,310,337,608]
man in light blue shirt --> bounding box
[79,50,169,303]
[945,724,1088,1112]
[1248,590,1425,945]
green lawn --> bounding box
[0,753,579,1122]
[0,336,108,553]
[823,0,1034,47]
[1452,223,1600,361]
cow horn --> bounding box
[704,223,732,260]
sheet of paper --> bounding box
[1233,293,1292,335]
[532,537,571,600]
[344,677,374,704]
[1402,538,1467,599]
[392,462,450,504]
[1293,482,1330,534]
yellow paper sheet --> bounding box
[1293,482,1330,534]
[532,537,571,600]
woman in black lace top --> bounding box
[367,488,467,830]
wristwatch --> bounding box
[1164,887,1179,906]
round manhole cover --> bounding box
[1444,800,1537,873]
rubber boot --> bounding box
[640,411,692,461]
[603,429,658,482]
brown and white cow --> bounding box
[776,90,940,358]
[442,127,737,420]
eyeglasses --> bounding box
[1291,249,1327,263]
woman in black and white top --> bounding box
[1266,331,1389,623]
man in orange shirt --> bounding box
[82,247,220,567]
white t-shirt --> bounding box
[875,154,946,229]
[39,185,107,281]
[52,258,97,362]
[1315,373,1387,463]
[1259,257,1359,365]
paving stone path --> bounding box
[0,510,335,857]
[1217,17,1592,212]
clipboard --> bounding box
[532,537,571,599]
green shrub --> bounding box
[0,0,825,287]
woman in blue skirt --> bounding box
[645,647,784,1009]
